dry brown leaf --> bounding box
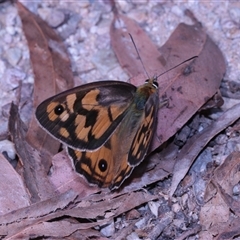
[199,90,224,111]
[66,229,107,240]
[0,189,157,239]
[175,225,202,240]
[202,215,240,240]
[215,217,240,240]
[111,221,138,240]
[59,191,157,220]
[207,152,240,223]
[16,1,74,156]
[110,10,226,151]
[0,190,77,237]
[49,151,100,196]
[200,191,229,231]
[0,153,30,215]
[110,13,162,78]
[170,103,240,197]
[214,151,240,196]
[120,153,175,192]
[9,103,55,202]
[8,221,107,240]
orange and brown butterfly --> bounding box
[35,78,160,190]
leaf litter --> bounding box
[110,7,226,150]
[1,1,240,239]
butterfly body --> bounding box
[36,78,159,190]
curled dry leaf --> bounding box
[110,10,226,151]
[16,2,74,155]
[10,221,105,240]
[121,153,175,192]
[0,189,157,239]
[0,190,78,238]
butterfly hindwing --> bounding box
[128,91,159,166]
[68,143,114,188]
[36,81,136,151]
[68,135,134,190]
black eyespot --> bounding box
[98,159,108,172]
[54,104,64,115]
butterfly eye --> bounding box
[144,79,158,89]
[152,81,158,89]
[54,104,64,115]
[98,159,108,172]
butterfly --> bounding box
[35,78,160,190]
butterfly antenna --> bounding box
[129,33,150,79]
[156,56,198,79]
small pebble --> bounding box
[6,47,22,66]
[0,59,6,77]
[47,9,65,28]
[100,221,115,237]
[0,140,16,160]
[148,201,160,217]
[126,232,141,240]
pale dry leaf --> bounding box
[0,153,30,215]
[16,1,74,155]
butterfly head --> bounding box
[137,77,158,96]
[133,77,158,111]
[144,77,158,91]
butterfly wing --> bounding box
[108,91,159,190]
[68,134,133,189]
[67,88,159,190]
[128,92,159,166]
[36,81,136,151]
[68,144,115,188]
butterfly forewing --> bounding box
[36,81,136,151]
